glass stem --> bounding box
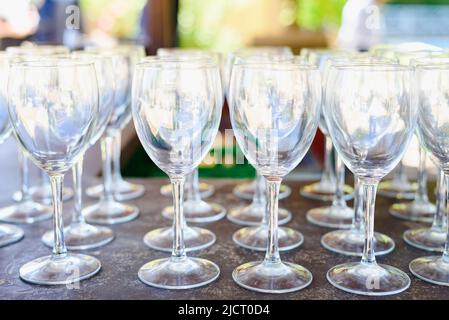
[71,155,85,225]
[352,176,364,232]
[431,170,446,231]
[442,174,449,263]
[170,176,186,260]
[186,169,201,202]
[111,129,123,184]
[18,149,30,201]
[263,176,281,265]
[258,174,269,225]
[415,147,429,203]
[395,160,408,184]
[50,174,67,257]
[321,136,336,185]
[332,152,346,208]
[101,135,114,202]
[360,179,379,265]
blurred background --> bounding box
[1,0,448,181]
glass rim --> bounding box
[135,58,218,70]
[330,63,410,72]
[10,57,96,68]
[414,61,449,70]
[232,60,318,71]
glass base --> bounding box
[19,253,101,285]
[227,203,291,226]
[300,181,354,202]
[389,201,435,223]
[86,180,145,201]
[42,223,114,250]
[306,206,353,229]
[0,200,52,224]
[378,180,417,200]
[29,185,74,204]
[143,226,215,252]
[162,200,225,223]
[327,262,410,296]
[233,226,303,251]
[403,228,446,252]
[160,182,214,199]
[0,224,24,247]
[138,256,220,289]
[321,229,395,257]
[233,182,291,201]
[232,261,313,293]
[409,256,449,286]
[84,200,139,225]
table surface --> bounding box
[0,178,448,300]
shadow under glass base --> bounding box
[0,200,52,224]
[233,225,303,251]
[160,182,214,199]
[19,253,101,285]
[327,262,410,296]
[300,181,354,202]
[29,186,74,204]
[42,223,115,250]
[403,228,446,252]
[227,204,291,226]
[233,182,291,201]
[138,256,220,290]
[84,200,139,225]
[162,200,226,223]
[306,206,353,229]
[0,224,24,247]
[86,180,145,201]
[143,225,215,252]
[409,256,449,286]
[389,201,435,223]
[321,229,395,257]
[232,261,313,294]
[377,180,417,200]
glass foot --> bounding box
[84,200,139,225]
[300,181,354,202]
[327,262,410,296]
[233,181,291,201]
[409,256,449,286]
[162,200,225,223]
[160,182,214,199]
[378,180,417,200]
[227,203,291,226]
[0,200,52,224]
[403,228,446,252]
[232,261,313,293]
[42,223,114,250]
[86,180,145,201]
[306,206,353,229]
[143,226,215,252]
[389,201,435,223]
[0,224,24,247]
[233,226,303,251]
[321,229,395,256]
[19,253,101,285]
[29,185,74,204]
[138,256,219,289]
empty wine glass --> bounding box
[0,52,24,247]
[409,59,449,286]
[85,44,146,201]
[83,48,140,224]
[8,58,101,284]
[132,59,222,289]
[229,59,321,293]
[324,63,415,296]
[41,52,115,250]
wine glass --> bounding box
[41,52,115,249]
[132,59,222,289]
[325,63,415,296]
[0,52,24,247]
[229,59,321,293]
[409,59,449,286]
[85,44,146,201]
[8,58,101,284]
[83,48,140,224]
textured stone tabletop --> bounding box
[0,178,448,300]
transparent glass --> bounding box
[83,49,139,224]
[324,64,415,296]
[132,59,222,289]
[229,60,321,293]
[8,58,101,285]
[160,169,215,199]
